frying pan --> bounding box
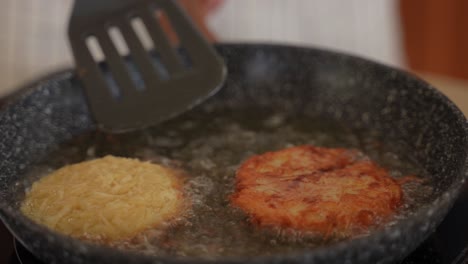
[0,44,467,264]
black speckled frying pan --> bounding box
[0,44,467,264]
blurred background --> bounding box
[0,0,467,112]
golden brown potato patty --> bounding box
[21,156,185,242]
[231,145,403,237]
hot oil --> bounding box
[23,107,433,258]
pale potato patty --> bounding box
[21,156,185,242]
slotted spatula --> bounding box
[68,0,226,132]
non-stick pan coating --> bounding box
[0,44,467,264]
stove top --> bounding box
[1,185,468,264]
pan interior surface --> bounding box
[0,44,466,264]
[14,107,431,258]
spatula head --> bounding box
[68,0,226,132]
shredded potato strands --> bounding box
[20,156,185,242]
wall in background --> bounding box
[208,0,403,67]
[0,0,403,97]
[0,0,73,96]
